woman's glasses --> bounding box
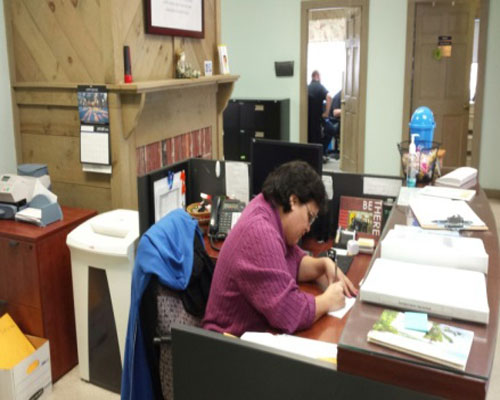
[305,203,318,226]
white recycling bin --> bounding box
[66,209,139,393]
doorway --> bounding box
[402,0,487,174]
[300,0,369,173]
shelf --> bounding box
[106,74,239,94]
[13,75,239,139]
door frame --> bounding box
[401,0,488,170]
[300,0,369,173]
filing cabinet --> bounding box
[223,98,290,161]
[0,207,96,381]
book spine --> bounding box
[360,292,489,324]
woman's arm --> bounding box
[298,255,358,297]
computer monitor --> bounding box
[250,138,323,196]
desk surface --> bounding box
[203,188,498,399]
[300,187,498,399]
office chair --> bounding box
[154,284,202,399]
[124,208,213,400]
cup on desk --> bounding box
[347,240,359,256]
[186,202,211,234]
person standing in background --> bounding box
[308,71,332,157]
[325,89,342,159]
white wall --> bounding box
[222,0,500,190]
[221,0,302,142]
[364,0,407,175]
[0,0,17,173]
[479,1,500,189]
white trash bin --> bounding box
[67,209,139,393]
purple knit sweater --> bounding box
[202,194,316,336]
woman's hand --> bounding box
[322,257,358,298]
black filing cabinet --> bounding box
[223,98,290,161]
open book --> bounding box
[367,310,474,371]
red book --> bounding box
[338,196,384,241]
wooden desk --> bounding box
[300,187,498,400]
[203,189,499,399]
[0,207,97,381]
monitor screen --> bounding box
[250,139,323,196]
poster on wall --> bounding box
[77,85,112,174]
[145,0,204,38]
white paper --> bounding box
[154,171,185,222]
[363,177,402,197]
[241,332,337,361]
[82,163,112,175]
[328,296,356,319]
[322,175,333,200]
[151,0,202,32]
[225,162,249,204]
[397,187,422,206]
[409,197,487,230]
[420,186,476,202]
[81,127,110,165]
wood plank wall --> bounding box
[5,0,221,213]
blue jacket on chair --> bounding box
[121,208,202,400]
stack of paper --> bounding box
[420,186,476,202]
[381,228,489,273]
[360,258,489,324]
[240,332,338,363]
[435,167,477,188]
[409,197,487,231]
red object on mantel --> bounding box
[124,45,133,83]
[0,206,97,382]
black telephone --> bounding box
[209,196,245,241]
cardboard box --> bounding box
[0,335,52,400]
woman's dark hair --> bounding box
[262,160,327,213]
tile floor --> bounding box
[47,198,500,399]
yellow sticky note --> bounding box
[0,314,36,369]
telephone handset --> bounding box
[209,196,245,241]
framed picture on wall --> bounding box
[144,0,204,38]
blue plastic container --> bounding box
[409,106,435,149]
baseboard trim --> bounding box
[484,189,500,200]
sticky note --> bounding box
[404,312,429,332]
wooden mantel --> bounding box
[13,74,238,140]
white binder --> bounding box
[360,258,489,324]
[381,229,489,274]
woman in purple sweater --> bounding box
[203,161,357,336]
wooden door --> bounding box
[340,8,361,172]
[411,1,475,173]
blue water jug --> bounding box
[409,106,435,149]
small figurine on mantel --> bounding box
[175,50,201,79]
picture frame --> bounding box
[204,60,213,76]
[144,0,204,38]
[218,45,230,75]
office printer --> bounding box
[0,173,51,219]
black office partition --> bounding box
[137,158,251,236]
[328,172,403,239]
[171,325,437,400]
[137,160,190,236]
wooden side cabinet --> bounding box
[0,207,97,381]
